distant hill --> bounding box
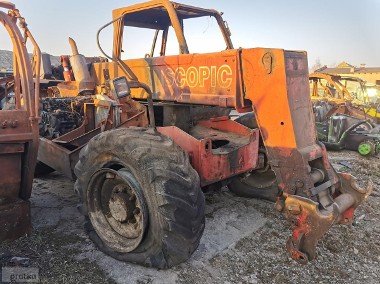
[0,50,60,70]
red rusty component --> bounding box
[282,172,372,263]
[340,207,355,225]
[0,3,40,242]
[158,118,259,186]
[60,55,74,81]
[284,195,339,263]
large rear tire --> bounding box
[228,113,279,202]
[74,127,205,268]
[228,170,278,201]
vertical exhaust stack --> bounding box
[68,37,95,94]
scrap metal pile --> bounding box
[310,73,380,156]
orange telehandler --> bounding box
[35,0,372,268]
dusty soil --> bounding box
[0,150,379,284]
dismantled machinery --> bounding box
[34,1,372,268]
[310,73,380,155]
[316,114,380,156]
[0,3,40,241]
[310,72,380,123]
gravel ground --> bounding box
[0,150,379,284]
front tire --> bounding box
[74,127,205,268]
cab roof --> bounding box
[112,0,220,30]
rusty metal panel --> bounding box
[0,143,24,154]
[0,110,31,140]
[38,127,102,180]
[157,118,259,186]
[284,51,316,148]
[0,143,24,203]
[38,138,76,180]
[54,127,101,148]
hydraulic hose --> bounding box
[96,15,156,128]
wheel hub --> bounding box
[109,191,132,223]
[87,168,148,252]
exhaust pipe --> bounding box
[68,37,95,93]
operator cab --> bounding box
[112,1,233,59]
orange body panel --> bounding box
[241,49,314,149]
[92,49,249,111]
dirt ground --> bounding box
[0,150,379,284]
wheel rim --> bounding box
[358,142,373,156]
[87,168,148,252]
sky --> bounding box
[1,0,379,68]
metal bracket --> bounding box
[282,172,372,264]
[311,180,332,196]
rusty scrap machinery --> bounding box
[310,73,380,155]
[0,3,40,241]
[310,72,380,124]
[33,0,373,268]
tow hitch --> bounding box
[277,173,373,263]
